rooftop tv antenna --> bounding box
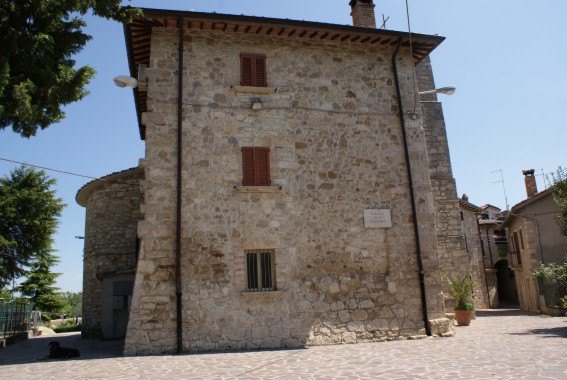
[491,169,509,211]
[380,14,389,29]
[536,169,548,189]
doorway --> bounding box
[495,260,519,306]
[102,275,134,339]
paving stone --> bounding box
[1,309,566,379]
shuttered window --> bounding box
[240,53,267,87]
[246,249,275,292]
[241,147,271,186]
[513,231,522,265]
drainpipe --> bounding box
[392,40,431,336]
[175,17,184,354]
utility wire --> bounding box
[0,157,139,188]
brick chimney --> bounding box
[349,0,376,28]
[522,169,538,198]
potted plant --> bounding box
[445,274,474,326]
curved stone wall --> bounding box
[76,167,143,338]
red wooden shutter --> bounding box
[240,53,266,87]
[241,147,270,186]
[242,147,255,185]
[254,55,267,87]
[256,147,271,185]
[240,54,253,86]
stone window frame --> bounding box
[245,249,276,292]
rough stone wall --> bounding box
[80,168,143,338]
[460,209,489,308]
[125,28,450,355]
[416,58,470,304]
[507,217,540,312]
[479,224,500,307]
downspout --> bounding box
[392,40,431,336]
[175,17,184,354]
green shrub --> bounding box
[533,259,567,286]
[497,244,508,257]
[53,323,82,333]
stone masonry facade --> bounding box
[77,168,144,338]
[123,24,454,355]
[459,201,491,309]
[416,59,470,308]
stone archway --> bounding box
[495,259,519,306]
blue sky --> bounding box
[1,0,565,292]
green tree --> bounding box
[61,291,83,316]
[17,248,66,312]
[0,287,11,300]
[550,166,567,236]
[0,1,140,137]
[0,166,65,288]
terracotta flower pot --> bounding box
[454,309,473,326]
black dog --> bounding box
[48,341,80,359]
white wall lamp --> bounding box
[418,86,456,97]
[113,76,138,88]
[411,85,456,119]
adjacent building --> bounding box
[458,195,490,309]
[501,169,567,314]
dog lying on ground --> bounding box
[47,341,80,359]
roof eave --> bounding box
[124,8,446,140]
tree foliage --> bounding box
[0,1,141,137]
[17,248,66,312]
[0,166,64,288]
[533,259,567,286]
[61,291,83,316]
[550,166,567,236]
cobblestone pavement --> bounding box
[1,309,566,379]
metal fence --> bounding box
[0,300,32,339]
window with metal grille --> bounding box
[240,53,267,87]
[246,249,275,292]
[241,147,271,186]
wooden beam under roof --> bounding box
[124,8,445,140]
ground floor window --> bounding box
[246,249,275,292]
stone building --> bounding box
[78,1,469,354]
[457,195,490,309]
[501,169,567,314]
[76,167,143,339]
[478,204,514,307]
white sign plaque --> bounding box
[364,209,392,228]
